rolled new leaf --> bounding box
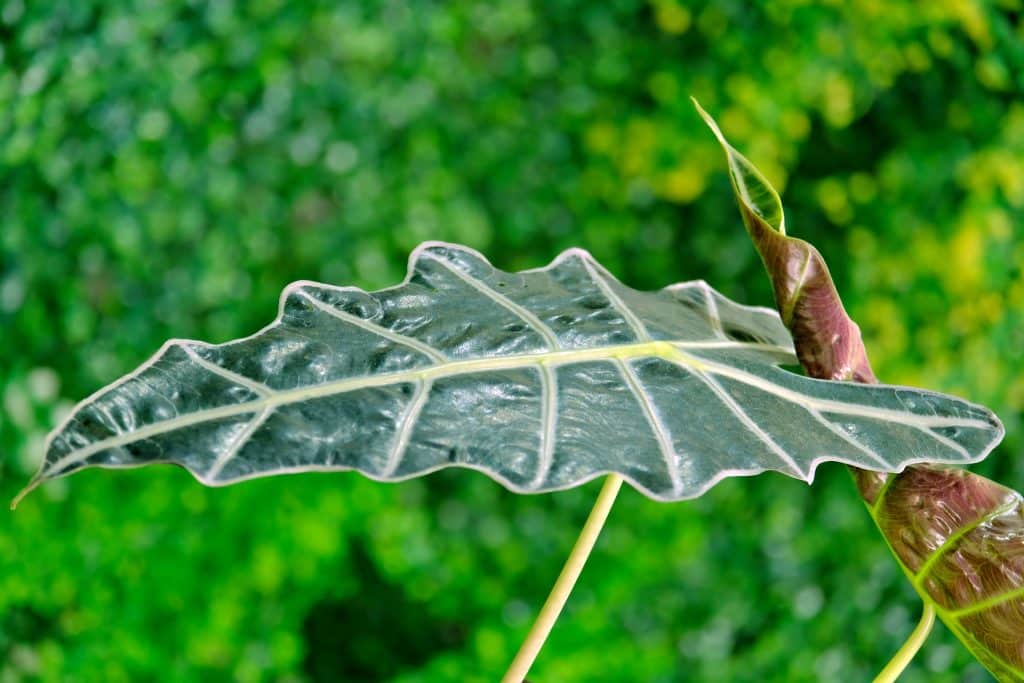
[696,99,1023,681]
[692,98,874,384]
[16,244,1000,506]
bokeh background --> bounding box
[2,1,1023,681]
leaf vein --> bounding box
[698,282,726,339]
[674,348,994,431]
[685,366,804,478]
[180,343,274,398]
[949,585,1024,619]
[616,358,682,494]
[381,379,432,477]
[206,407,273,481]
[918,425,969,459]
[530,365,559,489]
[423,252,561,350]
[296,290,448,363]
[913,498,1020,587]
[579,257,651,342]
[808,407,890,469]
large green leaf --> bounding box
[16,243,1001,505]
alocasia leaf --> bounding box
[696,98,1023,681]
[15,244,1001,506]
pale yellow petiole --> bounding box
[501,474,624,683]
[872,602,936,683]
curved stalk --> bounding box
[872,602,936,683]
[501,474,624,683]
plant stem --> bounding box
[872,602,936,683]
[501,473,624,683]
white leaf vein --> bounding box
[180,344,274,398]
[530,364,559,489]
[381,379,432,477]
[206,407,273,480]
[423,252,561,350]
[920,425,970,459]
[616,358,683,494]
[43,348,993,478]
[296,290,448,363]
[807,407,890,469]
[685,366,804,478]
[699,282,727,339]
[677,349,992,431]
[579,257,651,342]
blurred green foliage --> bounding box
[2,0,1022,681]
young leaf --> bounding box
[16,243,1000,505]
[696,99,1023,681]
[692,97,874,383]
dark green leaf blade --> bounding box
[16,243,1002,506]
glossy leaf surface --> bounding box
[18,243,1001,504]
[698,99,1021,681]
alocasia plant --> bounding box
[12,103,1015,681]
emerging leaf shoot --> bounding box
[696,97,1021,682]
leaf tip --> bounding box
[690,97,787,236]
[10,480,37,510]
[690,96,728,148]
